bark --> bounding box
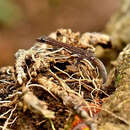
[98,44,130,130]
[97,1,130,129]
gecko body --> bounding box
[36,36,107,84]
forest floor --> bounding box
[0,29,129,130]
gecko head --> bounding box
[36,35,48,43]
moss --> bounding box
[115,74,121,87]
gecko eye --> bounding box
[36,35,47,43]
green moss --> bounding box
[115,74,121,86]
[0,0,23,26]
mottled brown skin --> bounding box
[36,36,107,84]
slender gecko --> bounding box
[36,36,107,84]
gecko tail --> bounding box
[92,58,107,84]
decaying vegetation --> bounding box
[0,24,130,130]
[1,1,130,130]
[0,29,113,130]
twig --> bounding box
[26,83,58,100]
[23,87,55,118]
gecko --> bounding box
[36,35,107,84]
